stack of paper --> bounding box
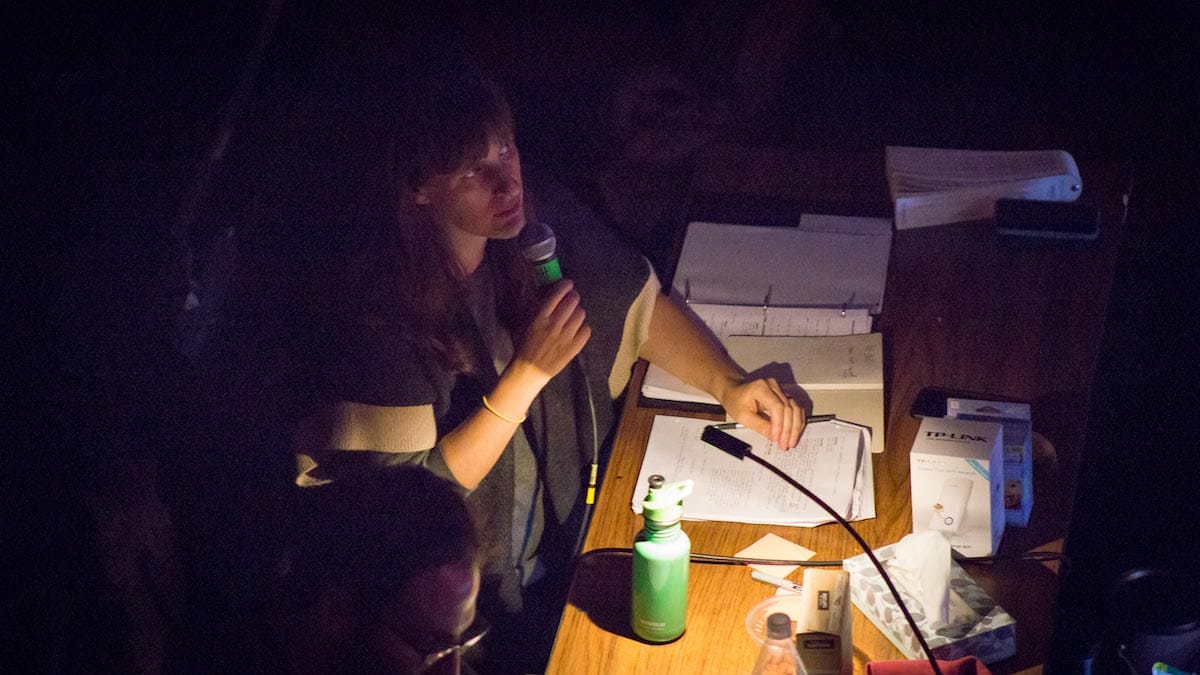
[632,416,876,527]
[885,146,1082,230]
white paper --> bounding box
[643,304,873,404]
[643,332,883,397]
[641,334,885,452]
[885,146,1080,190]
[884,146,1082,230]
[632,416,875,527]
[680,302,872,339]
[672,219,892,314]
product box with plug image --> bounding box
[910,417,1005,555]
[843,544,1016,663]
[946,397,1033,527]
[796,568,852,675]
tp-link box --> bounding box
[911,416,1005,555]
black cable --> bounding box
[691,553,844,566]
[961,551,1070,564]
[578,544,1065,670]
[742,452,943,675]
[578,548,846,566]
[574,419,1068,672]
[958,551,1071,578]
[579,546,1069,570]
[570,353,600,561]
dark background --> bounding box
[8,2,1199,672]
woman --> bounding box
[293,68,803,672]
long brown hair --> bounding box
[372,69,537,373]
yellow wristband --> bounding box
[481,395,526,424]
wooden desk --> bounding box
[547,149,1125,674]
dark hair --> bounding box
[391,72,514,193]
[290,465,482,605]
[242,64,535,372]
[370,69,535,373]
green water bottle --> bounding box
[632,474,694,642]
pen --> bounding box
[712,414,835,431]
[750,569,803,594]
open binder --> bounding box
[669,215,892,313]
[642,215,892,453]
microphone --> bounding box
[516,221,601,516]
[517,221,562,287]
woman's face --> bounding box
[414,135,525,255]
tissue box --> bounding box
[843,544,1016,663]
[947,398,1033,527]
[910,417,1005,555]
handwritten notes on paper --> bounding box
[641,333,886,453]
[722,334,883,391]
[632,416,876,527]
[643,333,883,403]
[683,302,873,339]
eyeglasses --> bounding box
[408,614,491,674]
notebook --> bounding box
[640,216,891,452]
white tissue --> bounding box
[885,530,951,625]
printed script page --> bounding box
[632,416,874,526]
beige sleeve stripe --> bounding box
[609,266,661,397]
[294,400,439,454]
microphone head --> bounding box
[517,221,557,263]
[518,221,562,286]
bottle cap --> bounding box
[641,474,694,524]
[766,612,793,639]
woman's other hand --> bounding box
[718,377,804,450]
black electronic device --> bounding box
[700,424,751,459]
[995,198,1099,241]
[909,386,1028,419]
[909,387,955,418]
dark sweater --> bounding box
[309,196,654,616]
